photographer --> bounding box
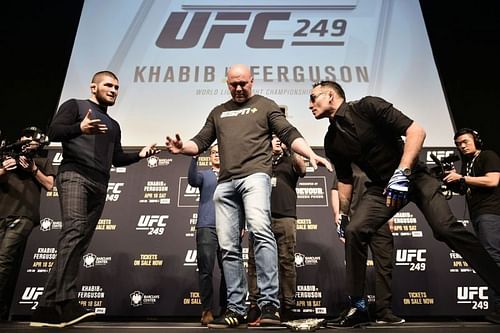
[444,128,500,324]
[0,126,55,320]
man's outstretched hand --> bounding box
[139,144,161,158]
[165,134,184,154]
[308,153,333,172]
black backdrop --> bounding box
[1,1,499,152]
[9,147,492,319]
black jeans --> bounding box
[472,214,500,311]
[0,217,34,317]
[40,171,107,305]
[196,227,227,312]
[345,170,500,298]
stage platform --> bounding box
[0,320,498,333]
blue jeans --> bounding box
[214,173,279,315]
[472,213,500,310]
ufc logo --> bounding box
[107,183,124,194]
[138,215,168,227]
[53,152,63,165]
[185,184,200,194]
[396,249,426,263]
[457,286,488,301]
[21,287,44,301]
[426,150,454,164]
[156,11,290,49]
[184,250,197,265]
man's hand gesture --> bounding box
[308,153,333,172]
[80,110,108,135]
[139,144,161,158]
[165,134,184,154]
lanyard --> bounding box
[465,151,480,176]
[272,152,284,167]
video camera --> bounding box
[429,153,459,178]
[429,153,466,198]
[0,127,50,162]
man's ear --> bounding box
[90,83,97,94]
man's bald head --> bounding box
[226,64,254,104]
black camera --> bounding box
[429,153,466,198]
[0,128,50,162]
[429,153,459,178]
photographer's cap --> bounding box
[22,126,41,135]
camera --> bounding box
[429,153,466,198]
[0,129,50,163]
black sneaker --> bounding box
[247,305,261,327]
[30,306,64,328]
[335,307,370,327]
[329,307,349,325]
[281,307,297,322]
[259,304,281,326]
[375,312,405,325]
[208,309,247,328]
[60,299,96,327]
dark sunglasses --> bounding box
[309,92,327,103]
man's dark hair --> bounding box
[92,70,118,83]
[454,128,483,149]
[312,80,346,100]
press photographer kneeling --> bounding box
[442,128,500,324]
[0,127,55,320]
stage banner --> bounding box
[389,147,490,317]
[57,0,453,148]
[10,147,490,319]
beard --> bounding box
[95,90,116,106]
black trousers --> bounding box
[196,227,227,312]
[0,217,34,317]
[345,170,500,298]
[369,223,394,317]
[40,171,107,305]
